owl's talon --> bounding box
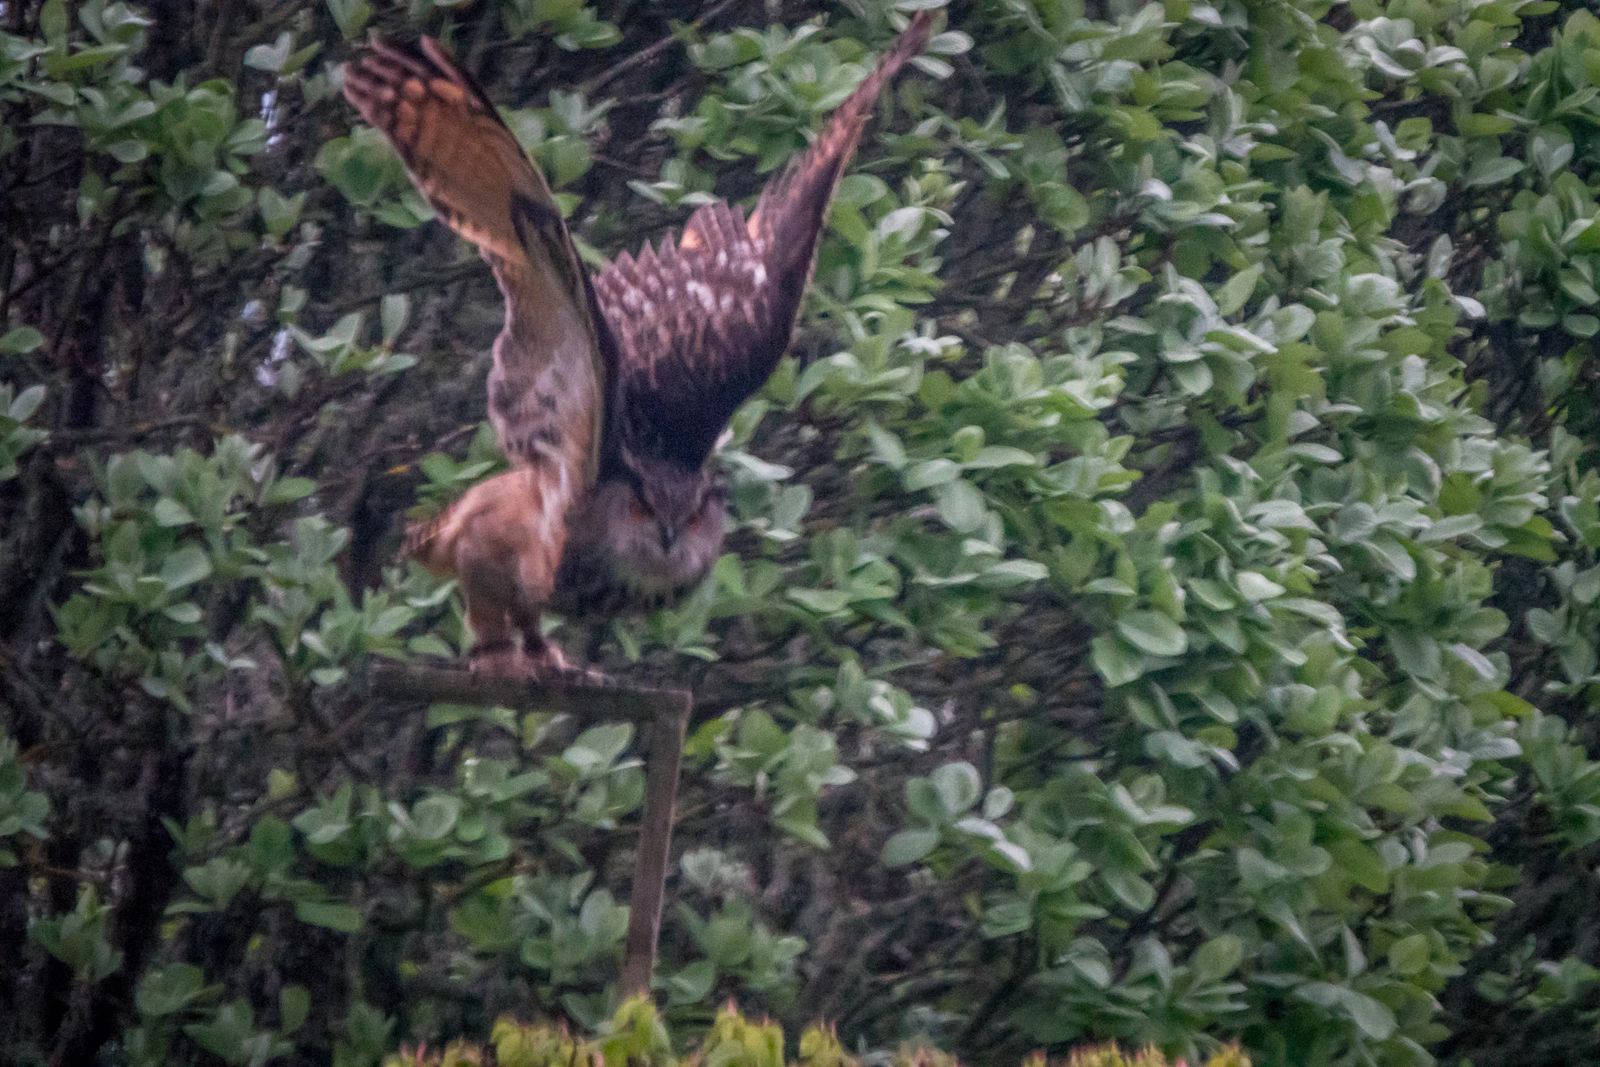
[468,643,533,678]
[543,664,617,687]
[525,639,572,674]
[466,639,612,685]
[522,641,612,685]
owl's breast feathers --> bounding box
[550,550,684,621]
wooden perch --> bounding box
[618,706,689,999]
[365,660,690,721]
[364,658,692,1001]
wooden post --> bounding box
[618,700,690,999]
[364,660,693,1000]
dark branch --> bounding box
[364,660,691,722]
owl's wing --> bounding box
[344,37,610,479]
[592,11,935,468]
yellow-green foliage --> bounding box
[491,1015,598,1067]
[1028,1046,1250,1067]
[597,995,676,1067]
[795,1024,855,1067]
[699,1002,786,1067]
[893,1048,961,1067]
[382,1040,485,1067]
[387,1000,1249,1067]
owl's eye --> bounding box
[685,512,702,531]
[628,497,651,521]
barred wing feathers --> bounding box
[593,203,776,466]
[592,11,935,468]
[343,37,610,480]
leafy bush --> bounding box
[385,999,1250,1067]
[5,1,1600,1066]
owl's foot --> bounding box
[525,638,616,687]
[524,638,572,674]
[542,663,618,687]
[467,640,534,678]
[467,637,615,685]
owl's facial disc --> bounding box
[573,471,725,601]
[632,474,716,553]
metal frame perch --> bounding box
[367,661,692,1000]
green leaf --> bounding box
[1463,155,1523,187]
[788,588,852,614]
[263,477,316,504]
[1214,264,1263,316]
[905,458,961,490]
[293,899,363,933]
[8,385,46,422]
[183,1000,258,1061]
[1449,643,1497,681]
[152,498,195,527]
[325,0,373,38]
[935,479,986,533]
[380,293,410,343]
[411,794,461,841]
[279,985,310,1034]
[1530,126,1574,177]
[1342,988,1397,1040]
[1115,611,1188,657]
[136,963,207,1017]
[930,762,981,816]
[163,602,202,624]
[881,828,939,866]
[1387,933,1429,976]
[244,32,293,73]
[160,547,212,591]
[1091,635,1145,687]
[864,421,906,469]
[1190,935,1245,982]
[1236,571,1284,602]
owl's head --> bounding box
[566,457,727,600]
[619,457,723,550]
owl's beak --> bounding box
[658,522,675,551]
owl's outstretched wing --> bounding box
[592,11,936,468]
[343,37,610,480]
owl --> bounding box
[343,12,935,676]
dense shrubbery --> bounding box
[384,998,1250,1067]
[5,0,1600,1065]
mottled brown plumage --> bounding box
[343,14,935,675]
[596,13,935,469]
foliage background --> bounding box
[4,0,1600,1064]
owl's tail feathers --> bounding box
[748,8,937,278]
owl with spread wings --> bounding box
[343,12,935,676]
